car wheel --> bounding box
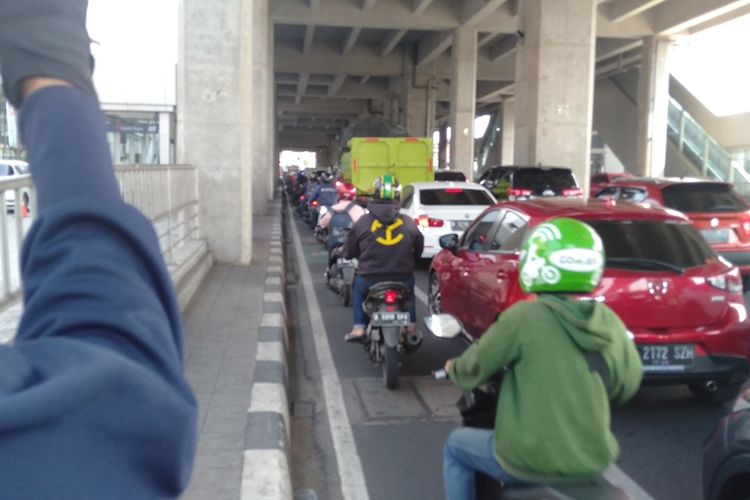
[428,272,442,315]
[688,381,743,403]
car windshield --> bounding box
[513,168,577,190]
[661,183,748,213]
[586,219,715,270]
[420,188,494,205]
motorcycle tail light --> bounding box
[300,195,306,201]
[311,200,319,207]
[707,267,743,294]
[384,290,397,304]
[416,215,444,228]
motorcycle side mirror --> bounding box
[423,314,463,338]
[439,234,459,254]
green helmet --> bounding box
[519,217,604,294]
[375,175,397,200]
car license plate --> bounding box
[637,344,695,372]
[700,228,730,244]
[542,189,556,196]
[451,220,471,231]
[371,311,410,327]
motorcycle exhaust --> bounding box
[404,330,423,353]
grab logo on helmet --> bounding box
[549,249,603,273]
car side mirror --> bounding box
[439,234,459,253]
[423,314,464,339]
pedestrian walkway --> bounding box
[181,198,290,499]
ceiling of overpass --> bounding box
[272,0,750,152]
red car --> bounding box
[593,178,750,288]
[589,172,631,194]
[429,198,750,401]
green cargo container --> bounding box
[341,137,434,195]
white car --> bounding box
[400,182,496,258]
[0,160,31,213]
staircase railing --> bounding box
[666,98,750,192]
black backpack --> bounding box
[327,202,356,250]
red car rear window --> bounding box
[661,183,748,213]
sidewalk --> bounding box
[181,198,291,499]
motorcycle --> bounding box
[326,246,357,307]
[314,206,329,244]
[360,281,423,389]
[425,314,631,500]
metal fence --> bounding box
[0,164,202,311]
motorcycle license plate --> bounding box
[371,311,410,327]
[637,344,695,372]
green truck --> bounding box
[340,137,434,197]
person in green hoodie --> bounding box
[442,217,643,500]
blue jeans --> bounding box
[443,427,531,500]
[352,275,416,328]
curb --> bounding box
[240,199,293,500]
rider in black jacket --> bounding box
[343,176,423,341]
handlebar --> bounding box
[432,369,448,381]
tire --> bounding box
[382,344,398,389]
[327,262,337,291]
[428,272,442,314]
[341,283,352,307]
[688,381,743,403]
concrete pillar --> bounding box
[438,122,448,170]
[635,36,670,178]
[514,0,597,194]
[267,21,277,198]
[178,0,254,264]
[251,0,270,215]
[401,50,434,137]
[158,112,171,164]
[450,26,477,181]
[501,99,515,165]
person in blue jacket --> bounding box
[308,171,339,208]
[0,0,197,498]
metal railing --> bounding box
[667,98,750,195]
[0,165,203,311]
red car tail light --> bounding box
[384,290,397,304]
[707,267,743,294]
[563,188,583,197]
[416,215,444,228]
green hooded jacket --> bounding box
[448,294,643,483]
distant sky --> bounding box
[671,13,750,117]
[87,0,178,106]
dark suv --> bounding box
[477,166,582,201]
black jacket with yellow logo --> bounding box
[344,199,424,279]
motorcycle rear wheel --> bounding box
[341,283,352,307]
[381,338,399,390]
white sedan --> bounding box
[400,182,496,258]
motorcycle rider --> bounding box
[343,175,423,342]
[442,217,643,500]
[318,187,365,250]
[308,170,339,208]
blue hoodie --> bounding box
[0,87,197,498]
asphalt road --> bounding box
[287,210,733,500]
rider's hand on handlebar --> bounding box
[444,359,454,373]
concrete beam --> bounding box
[688,3,750,33]
[416,31,453,66]
[595,8,656,36]
[433,50,516,81]
[462,0,509,26]
[486,34,518,63]
[595,38,642,61]
[380,29,408,56]
[328,74,348,96]
[275,38,404,76]
[478,32,504,48]
[608,0,668,22]
[277,98,363,115]
[413,0,436,14]
[279,133,335,148]
[308,0,320,7]
[476,80,515,102]
[296,73,309,104]
[342,27,362,54]
[654,0,750,35]
[362,0,377,9]
[303,25,315,53]
[271,0,459,30]
[360,75,371,85]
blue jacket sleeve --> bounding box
[0,87,197,499]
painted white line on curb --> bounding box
[256,341,285,364]
[241,449,292,500]
[261,313,285,328]
[290,216,370,500]
[248,383,290,442]
[264,292,285,303]
[266,276,282,286]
